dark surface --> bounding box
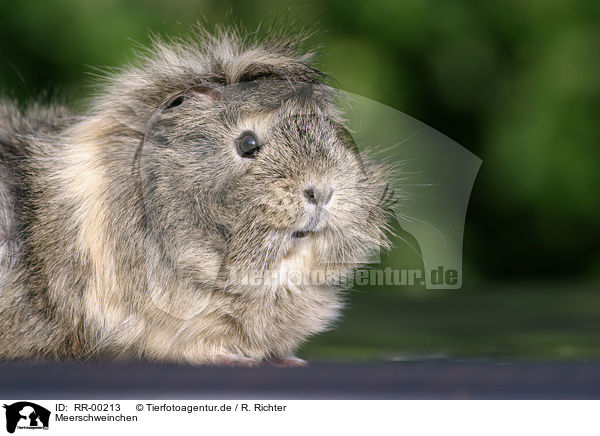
[0,361,599,399]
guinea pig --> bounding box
[0,28,393,366]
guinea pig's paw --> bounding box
[215,355,261,367]
[268,356,309,368]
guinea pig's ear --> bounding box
[133,82,223,176]
[163,83,223,110]
[164,95,186,110]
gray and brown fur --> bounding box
[0,28,392,365]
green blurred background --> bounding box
[1,0,598,361]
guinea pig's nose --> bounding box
[303,186,333,206]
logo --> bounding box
[3,402,50,433]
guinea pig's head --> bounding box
[105,32,394,291]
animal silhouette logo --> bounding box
[2,402,50,433]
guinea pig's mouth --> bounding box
[292,211,328,239]
[291,230,311,239]
[291,224,326,239]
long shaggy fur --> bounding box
[0,28,391,364]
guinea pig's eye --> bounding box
[236,131,261,158]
